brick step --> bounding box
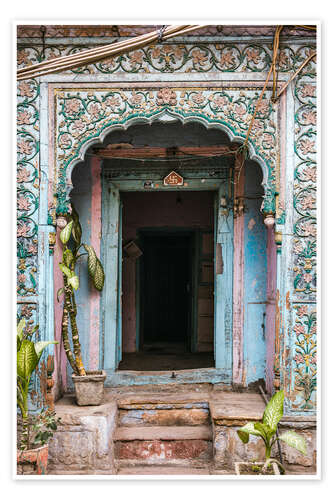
[115,425,213,462]
[116,464,212,475]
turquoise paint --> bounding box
[101,182,121,371]
[116,200,123,365]
[243,161,267,385]
[214,181,233,374]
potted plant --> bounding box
[235,390,307,475]
[57,206,106,405]
[17,318,59,475]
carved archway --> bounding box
[52,86,278,218]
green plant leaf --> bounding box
[17,340,38,381]
[237,422,263,443]
[71,205,82,246]
[57,287,64,302]
[93,258,105,291]
[63,248,74,268]
[59,263,72,278]
[59,220,73,245]
[68,274,79,290]
[254,422,274,443]
[83,244,97,278]
[17,318,26,341]
[34,341,59,361]
[262,390,284,431]
[279,430,307,455]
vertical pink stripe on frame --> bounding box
[232,157,245,385]
[89,157,102,370]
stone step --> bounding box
[114,425,212,441]
[118,408,210,427]
[117,465,211,475]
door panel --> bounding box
[214,181,233,373]
[102,183,121,370]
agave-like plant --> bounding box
[17,318,58,450]
[57,206,105,376]
[237,390,307,473]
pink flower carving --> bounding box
[18,274,26,283]
[17,50,30,66]
[234,104,246,118]
[294,324,305,336]
[72,119,86,132]
[278,50,289,68]
[301,194,315,211]
[17,168,30,183]
[18,82,34,98]
[301,84,316,98]
[59,133,71,149]
[17,110,32,125]
[299,138,315,155]
[303,166,316,182]
[130,92,144,106]
[106,96,120,108]
[246,48,261,64]
[191,49,207,66]
[301,221,316,237]
[17,196,31,211]
[129,51,144,64]
[88,102,101,119]
[256,99,269,115]
[156,88,177,106]
[192,92,205,105]
[296,305,308,317]
[65,99,81,114]
[17,223,30,238]
[28,243,37,254]
[294,354,304,365]
[302,110,316,125]
[220,50,235,68]
[17,139,33,156]
[212,95,227,108]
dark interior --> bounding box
[140,232,192,352]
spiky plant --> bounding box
[58,206,105,376]
[17,319,58,450]
[237,390,307,473]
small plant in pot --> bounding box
[235,390,307,475]
[57,206,106,406]
[17,319,60,475]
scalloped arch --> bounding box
[55,96,277,216]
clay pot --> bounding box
[235,461,280,475]
[17,444,49,475]
[72,370,106,406]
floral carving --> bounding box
[17,78,39,296]
[156,88,177,106]
[55,86,278,214]
[292,305,317,410]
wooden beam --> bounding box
[92,145,237,159]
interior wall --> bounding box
[121,191,215,353]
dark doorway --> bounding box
[140,231,193,354]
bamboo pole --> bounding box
[17,25,205,80]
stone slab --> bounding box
[117,466,211,475]
[115,440,212,461]
[119,408,210,426]
[114,425,212,441]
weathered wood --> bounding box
[94,145,236,159]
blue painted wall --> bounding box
[243,161,267,385]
